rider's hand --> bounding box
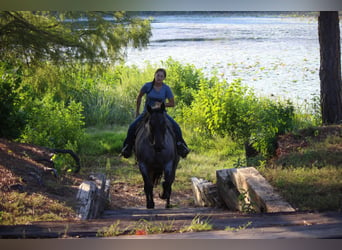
[154,102,162,109]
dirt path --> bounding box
[1,207,342,238]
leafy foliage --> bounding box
[20,94,85,150]
[1,51,306,159]
[183,77,295,156]
[0,11,152,65]
[0,62,27,139]
[162,58,204,107]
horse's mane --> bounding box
[136,106,175,139]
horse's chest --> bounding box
[146,154,166,165]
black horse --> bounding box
[135,103,179,209]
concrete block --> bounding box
[76,173,110,220]
[191,177,223,207]
[216,167,295,213]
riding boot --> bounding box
[177,141,190,158]
[121,143,133,158]
[120,128,135,158]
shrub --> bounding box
[0,62,27,139]
[20,94,85,150]
[162,57,203,107]
[183,77,295,157]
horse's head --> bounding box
[147,103,166,152]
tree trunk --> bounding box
[244,141,259,166]
[318,11,342,124]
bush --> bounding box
[183,77,295,157]
[20,94,85,150]
[162,57,203,107]
[0,62,27,139]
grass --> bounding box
[79,124,342,212]
[259,165,342,211]
[258,126,342,212]
[0,192,75,225]
[79,126,127,156]
[96,220,123,237]
[79,125,245,193]
[96,218,176,236]
[2,123,340,225]
[96,216,255,237]
[180,215,213,233]
[225,221,253,232]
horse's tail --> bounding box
[153,170,163,187]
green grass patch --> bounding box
[79,126,127,155]
[0,192,75,225]
[260,166,342,211]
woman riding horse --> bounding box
[120,68,190,158]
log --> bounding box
[50,148,81,173]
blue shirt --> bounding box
[141,81,174,111]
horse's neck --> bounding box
[164,117,175,139]
[137,112,174,139]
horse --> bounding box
[135,103,180,209]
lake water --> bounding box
[124,12,341,105]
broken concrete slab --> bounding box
[191,177,224,207]
[216,167,295,213]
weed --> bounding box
[129,218,175,235]
[97,220,123,237]
[180,215,213,233]
[225,221,253,232]
[233,157,247,168]
[238,189,257,213]
[96,218,176,237]
[63,224,70,238]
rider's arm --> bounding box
[165,97,175,108]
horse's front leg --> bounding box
[160,161,175,208]
[139,162,154,209]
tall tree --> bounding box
[0,11,152,139]
[318,11,342,124]
[0,11,152,65]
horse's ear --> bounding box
[147,105,152,113]
[161,102,166,111]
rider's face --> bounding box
[154,71,165,84]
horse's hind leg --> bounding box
[139,163,154,209]
[161,181,171,208]
[145,184,154,209]
[160,161,175,208]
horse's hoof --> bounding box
[159,193,167,200]
[147,202,155,209]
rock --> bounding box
[216,167,295,213]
